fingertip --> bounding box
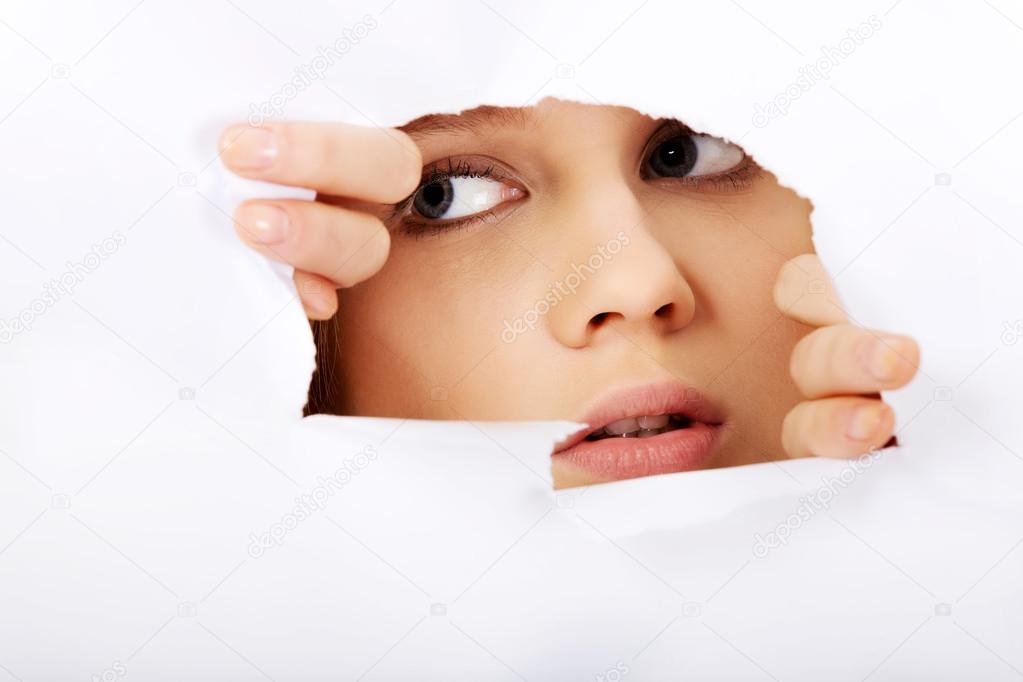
[780,404,806,459]
[898,336,922,380]
[328,220,391,288]
[378,128,423,202]
[773,253,847,326]
[845,400,893,446]
[217,123,245,157]
[219,123,280,174]
[789,253,823,274]
[867,334,921,388]
[398,130,424,192]
[783,397,896,460]
[302,297,337,321]
[772,256,803,313]
[234,200,290,246]
[295,271,338,320]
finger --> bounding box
[218,121,422,202]
[782,396,894,459]
[293,270,338,320]
[234,199,390,287]
[791,325,920,398]
[773,253,847,327]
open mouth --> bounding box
[583,414,694,441]
[552,381,726,485]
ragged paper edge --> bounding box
[295,93,839,482]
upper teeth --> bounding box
[588,414,690,440]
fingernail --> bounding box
[846,403,886,441]
[220,125,278,170]
[863,335,908,381]
[237,204,289,244]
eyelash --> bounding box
[391,131,760,236]
[389,159,510,237]
[640,123,761,192]
[662,158,761,192]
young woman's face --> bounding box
[316,98,815,487]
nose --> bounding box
[546,184,696,348]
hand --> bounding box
[218,121,422,318]
[773,254,920,458]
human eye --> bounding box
[641,122,758,190]
[392,157,526,235]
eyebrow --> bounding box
[399,105,532,139]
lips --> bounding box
[552,380,725,484]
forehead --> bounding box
[398,100,657,142]
[399,105,532,140]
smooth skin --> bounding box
[218,100,920,480]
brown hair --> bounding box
[303,317,340,416]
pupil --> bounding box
[658,140,686,167]
[422,182,445,206]
[648,134,697,178]
[412,178,454,219]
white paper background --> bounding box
[2,0,1022,679]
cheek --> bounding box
[334,242,539,417]
[648,189,813,456]
[666,186,813,333]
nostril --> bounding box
[654,303,673,318]
[590,312,610,327]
